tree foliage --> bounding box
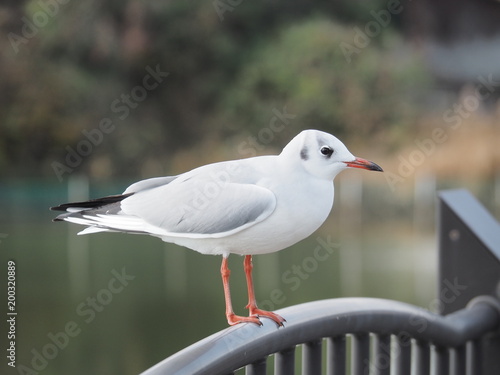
[0,0,428,180]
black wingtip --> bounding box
[50,193,134,212]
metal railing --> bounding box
[141,297,500,375]
[140,189,500,375]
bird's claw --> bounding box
[226,313,263,326]
[249,308,286,327]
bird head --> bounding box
[281,129,383,180]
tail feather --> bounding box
[51,194,154,236]
[78,226,114,235]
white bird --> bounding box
[51,129,383,326]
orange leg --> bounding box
[221,256,261,326]
[244,255,286,327]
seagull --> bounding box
[51,129,383,326]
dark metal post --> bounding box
[275,347,295,375]
[351,334,370,375]
[372,334,391,375]
[439,189,500,374]
[302,340,322,375]
[327,336,346,375]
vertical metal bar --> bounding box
[393,334,411,375]
[432,346,449,375]
[467,340,481,375]
[245,357,267,375]
[413,340,430,375]
[351,334,370,375]
[327,336,346,375]
[275,347,295,375]
[372,334,391,375]
[302,340,322,375]
[450,345,466,375]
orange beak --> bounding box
[344,157,383,172]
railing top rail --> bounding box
[141,296,500,375]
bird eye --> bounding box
[320,146,333,157]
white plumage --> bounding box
[52,129,382,326]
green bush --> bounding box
[220,18,428,143]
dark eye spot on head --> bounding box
[320,146,333,157]
[300,147,309,160]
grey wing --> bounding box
[123,175,179,194]
[120,180,276,238]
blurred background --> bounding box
[1,0,500,374]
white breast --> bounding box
[166,174,334,256]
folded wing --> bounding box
[52,174,277,239]
[121,177,276,238]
